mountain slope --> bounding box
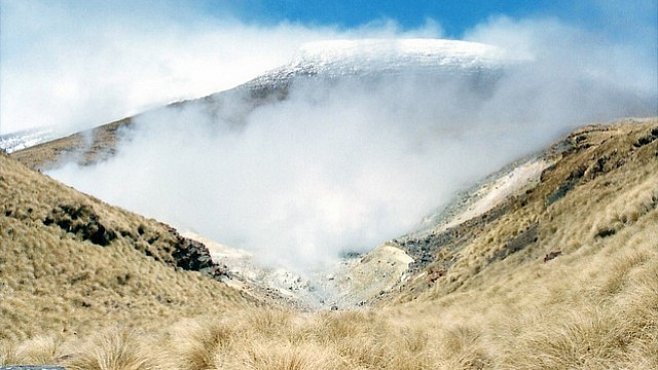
[393,117,658,303]
[315,118,658,308]
[9,39,512,171]
[247,38,510,86]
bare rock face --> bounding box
[167,227,230,280]
[38,202,229,281]
[172,234,213,270]
[173,236,231,279]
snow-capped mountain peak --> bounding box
[246,38,516,87]
[2,39,516,153]
[293,38,508,70]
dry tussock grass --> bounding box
[64,329,163,370]
[2,118,657,369]
[0,152,257,342]
[2,253,656,369]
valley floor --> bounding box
[1,118,657,369]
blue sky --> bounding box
[0,0,656,134]
[202,0,657,39]
[215,0,559,34]
[4,1,654,44]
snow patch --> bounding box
[294,38,509,70]
[249,38,518,86]
[418,157,551,235]
[0,127,56,153]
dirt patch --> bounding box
[322,244,414,307]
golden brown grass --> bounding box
[2,118,657,369]
[10,117,132,170]
[0,151,258,344]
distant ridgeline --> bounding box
[8,39,516,170]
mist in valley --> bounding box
[48,27,656,272]
[9,3,652,272]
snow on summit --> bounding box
[248,38,516,85]
[294,39,508,69]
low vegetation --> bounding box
[10,117,133,171]
[0,152,258,343]
[2,118,657,369]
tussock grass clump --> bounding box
[65,329,162,370]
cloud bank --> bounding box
[0,0,440,135]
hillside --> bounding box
[0,152,264,342]
[7,89,276,171]
[395,118,658,304]
[1,118,657,369]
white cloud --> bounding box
[0,1,442,135]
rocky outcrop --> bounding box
[546,165,586,205]
[633,126,658,148]
[170,230,230,279]
[39,202,229,280]
[43,204,116,246]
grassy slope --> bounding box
[10,118,133,171]
[0,153,259,344]
[385,118,658,368]
[396,119,657,300]
[10,82,282,172]
[2,118,657,369]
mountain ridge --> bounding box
[6,38,513,168]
